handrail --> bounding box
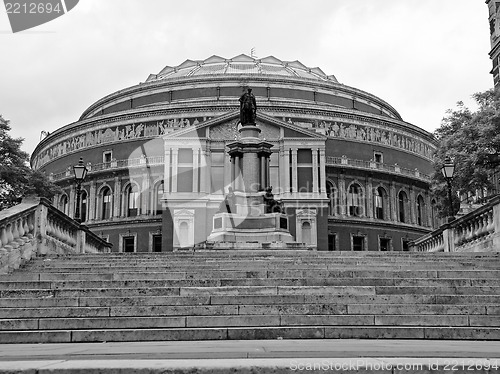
[325,156,431,182]
[0,197,112,273]
[411,195,500,252]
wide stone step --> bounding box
[2,325,500,344]
[2,277,498,290]
[6,269,500,282]
[3,314,499,332]
[0,303,493,319]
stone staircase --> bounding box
[0,250,500,344]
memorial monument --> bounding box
[206,88,298,249]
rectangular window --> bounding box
[178,148,193,163]
[402,239,410,252]
[297,149,312,193]
[211,152,225,193]
[152,234,162,252]
[380,238,391,251]
[177,167,193,192]
[374,152,383,164]
[328,234,336,251]
[103,151,113,163]
[352,236,364,251]
[123,236,135,253]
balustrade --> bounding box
[325,156,431,182]
[412,195,500,252]
[0,197,111,273]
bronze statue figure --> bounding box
[239,88,257,125]
[263,186,282,214]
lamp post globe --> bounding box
[73,157,88,223]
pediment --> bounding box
[165,110,326,141]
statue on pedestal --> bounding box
[239,88,257,125]
[263,186,282,214]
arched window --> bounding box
[326,182,336,216]
[417,195,425,226]
[155,181,164,215]
[374,187,387,220]
[80,190,87,222]
[101,187,112,220]
[59,195,69,215]
[302,221,312,245]
[126,183,140,217]
[348,183,363,217]
[398,191,408,223]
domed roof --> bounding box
[145,54,338,83]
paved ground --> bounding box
[0,339,499,373]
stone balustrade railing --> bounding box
[0,197,112,273]
[411,195,500,252]
[325,156,431,182]
[48,155,431,182]
[50,155,165,181]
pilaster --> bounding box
[89,181,96,221]
[390,182,397,221]
[113,177,121,218]
[193,148,200,193]
[338,174,346,216]
[312,148,319,194]
[171,148,178,193]
[319,148,326,195]
[291,148,298,194]
[366,177,373,219]
[68,185,75,219]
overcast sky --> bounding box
[0,0,493,155]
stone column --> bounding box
[164,149,171,193]
[319,148,326,195]
[338,174,346,216]
[242,152,260,193]
[89,181,96,221]
[223,149,231,190]
[291,148,298,194]
[312,148,319,194]
[171,148,178,193]
[366,177,373,219]
[193,148,199,193]
[234,155,241,191]
[113,177,121,218]
[281,147,290,195]
[199,148,208,194]
[260,155,266,190]
[205,149,212,193]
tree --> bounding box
[0,115,61,210]
[432,88,500,217]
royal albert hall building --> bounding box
[31,54,439,252]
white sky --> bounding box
[0,0,493,155]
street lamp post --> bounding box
[73,157,88,223]
[441,156,455,223]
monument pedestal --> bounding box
[204,118,308,250]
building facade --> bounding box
[31,54,438,251]
[487,0,500,88]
